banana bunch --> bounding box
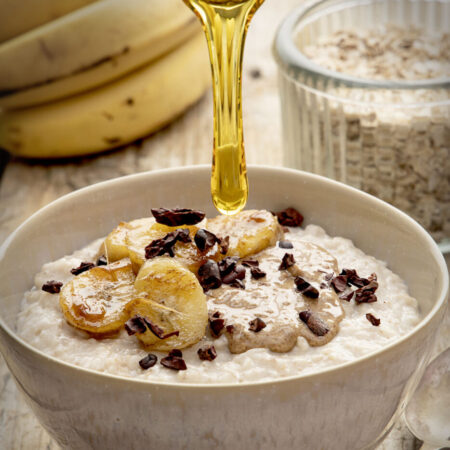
[59,210,283,350]
[0,0,210,158]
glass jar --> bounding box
[273,0,450,251]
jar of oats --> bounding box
[274,0,450,249]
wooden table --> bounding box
[0,1,447,448]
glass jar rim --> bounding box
[273,0,450,91]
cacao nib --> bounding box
[275,208,304,227]
[42,280,63,294]
[176,228,192,243]
[70,262,95,275]
[144,319,165,338]
[145,238,168,259]
[145,228,191,259]
[226,325,235,333]
[218,257,239,276]
[194,229,220,253]
[278,240,294,249]
[339,291,354,302]
[143,318,180,340]
[279,253,295,270]
[151,207,205,226]
[250,267,266,279]
[366,313,381,326]
[198,260,222,291]
[160,355,187,371]
[222,264,246,285]
[241,259,259,267]
[168,349,183,358]
[139,353,157,370]
[354,277,378,304]
[158,330,180,340]
[299,311,329,336]
[197,345,217,361]
[340,268,370,288]
[229,279,245,289]
[96,255,108,266]
[294,277,319,299]
[209,312,225,337]
[249,317,266,332]
[331,275,348,293]
[218,236,230,255]
[354,289,377,304]
[209,318,225,336]
[125,315,147,335]
[331,269,379,303]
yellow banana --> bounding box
[0,32,210,158]
[0,16,199,109]
[0,0,194,103]
[0,0,99,44]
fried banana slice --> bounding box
[60,258,135,336]
[103,218,154,263]
[127,222,219,274]
[126,258,208,350]
[206,209,283,258]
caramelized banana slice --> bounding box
[126,258,208,350]
[127,222,219,273]
[206,210,283,258]
[60,258,136,336]
[103,218,155,263]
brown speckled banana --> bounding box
[0,32,210,158]
[0,0,99,45]
[0,0,197,109]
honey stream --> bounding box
[183,0,264,214]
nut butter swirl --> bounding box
[207,240,345,353]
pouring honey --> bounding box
[183,0,264,215]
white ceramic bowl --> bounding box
[0,166,447,450]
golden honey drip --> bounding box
[184,0,264,215]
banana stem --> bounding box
[184,0,263,215]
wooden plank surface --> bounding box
[0,0,444,448]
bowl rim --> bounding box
[273,0,450,93]
[0,165,448,389]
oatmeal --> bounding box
[16,208,420,384]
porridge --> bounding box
[17,208,420,384]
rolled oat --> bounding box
[283,26,450,240]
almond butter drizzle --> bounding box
[207,240,345,353]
